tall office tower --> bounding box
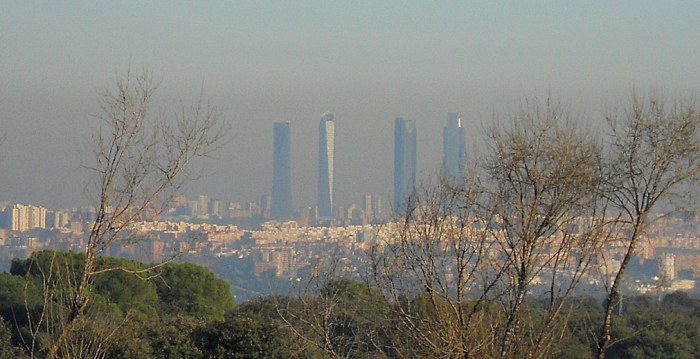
[211,200,224,219]
[271,122,293,219]
[317,112,336,218]
[362,194,374,218]
[362,193,384,222]
[10,204,29,232]
[197,194,210,218]
[374,196,382,217]
[394,118,417,215]
[27,205,46,229]
[443,113,466,180]
[53,210,70,229]
[256,194,272,219]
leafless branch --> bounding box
[40,69,227,359]
[596,91,700,358]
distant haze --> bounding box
[2,2,700,210]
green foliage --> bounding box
[322,279,390,339]
[103,315,203,358]
[145,315,205,358]
[603,296,700,359]
[2,251,238,358]
[237,295,284,319]
[6,251,236,320]
[11,250,700,358]
[294,279,391,357]
[560,297,604,357]
[92,257,159,317]
[321,279,384,304]
[154,263,236,317]
[0,273,43,328]
[102,310,295,358]
[195,312,293,358]
[0,318,26,358]
[11,250,85,286]
[662,291,698,311]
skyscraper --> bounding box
[443,112,466,180]
[394,118,417,215]
[317,112,336,218]
[271,122,292,219]
[197,194,210,219]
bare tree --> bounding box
[372,177,502,358]
[372,98,609,358]
[276,257,389,359]
[596,92,700,358]
[485,99,607,358]
[41,70,226,358]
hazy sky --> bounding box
[2,2,700,210]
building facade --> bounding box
[271,122,293,219]
[394,118,417,215]
[4,204,46,232]
[317,112,336,218]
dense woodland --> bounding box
[0,250,699,358]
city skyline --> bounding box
[2,3,700,210]
[0,110,467,214]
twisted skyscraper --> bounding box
[317,112,335,218]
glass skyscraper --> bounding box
[394,117,416,215]
[271,122,292,219]
[317,112,335,218]
[443,112,466,180]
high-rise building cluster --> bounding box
[269,113,467,220]
[1,204,46,232]
[0,114,466,230]
[361,193,382,222]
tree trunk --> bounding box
[597,219,643,359]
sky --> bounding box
[2,1,700,210]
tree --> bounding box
[484,99,607,357]
[41,70,226,358]
[0,273,38,358]
[91,256,160,316]
[4,251,245,357]
[0,318,26,358]
[372,98,609,358]
[276,258,390,359]
[154,263,236,317]
[596,92,700,358]
[194,311,293,358]
[601,295,700,359]
[372,178,500,358]
[316,279,390,357]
